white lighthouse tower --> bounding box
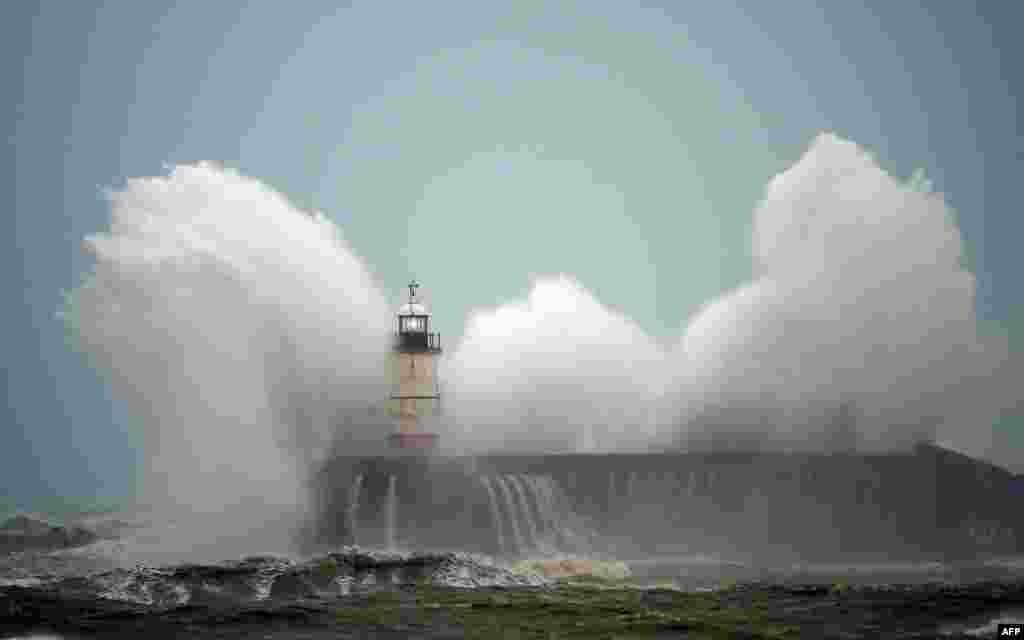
[387,280,442,450]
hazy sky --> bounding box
[3,1,1022,505]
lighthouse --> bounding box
[388,280,442,450]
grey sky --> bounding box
[3,1,1021,507]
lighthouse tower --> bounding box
[388,280,441,450]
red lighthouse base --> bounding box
[388,432,439,450]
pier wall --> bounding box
[308,444,1023,560]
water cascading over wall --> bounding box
[310,456,595,556]
[307,444,1024,560]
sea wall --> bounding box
[307,444,1023,561]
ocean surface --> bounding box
[6,503,1024,638]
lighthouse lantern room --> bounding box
[388,280,441,450]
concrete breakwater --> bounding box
[309,443,1024,561]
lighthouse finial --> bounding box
[408,279,419,303]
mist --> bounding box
[62,162,392,556]
[440,275,671,454]
[671,133,1017,459]
[442,133,1018,461]
[63,133,1019,553]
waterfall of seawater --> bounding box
[481,476,507,555]
[530,475,563,542]
[337,472,592,557]
[348,473,364,546]
[385,474,397,550]
[510,475,540,550]
[475,474,587,557]
[532,474,583,551]
[495,476,527,554]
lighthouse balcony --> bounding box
[394,331,441,353]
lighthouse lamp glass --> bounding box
[402,317,424,332]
